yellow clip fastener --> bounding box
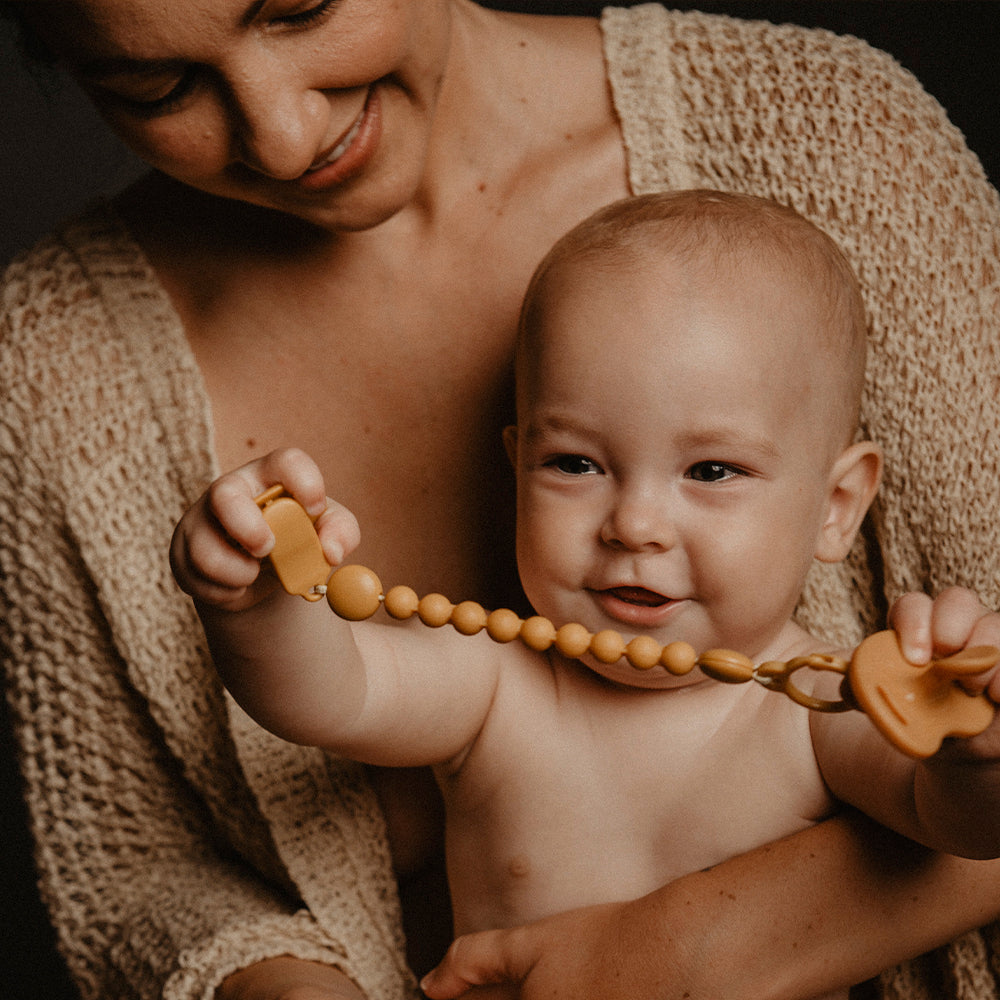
[255,486,331,601]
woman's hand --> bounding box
[216,956,368,1000]
[422,897,687,1000]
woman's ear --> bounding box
[814,440,883,564]
[503,425,519,467]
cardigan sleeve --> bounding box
[0,221,414,1000]
[0,492,349,1000]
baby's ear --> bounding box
[502,425,519,467]
[814,441,883,563]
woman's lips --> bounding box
[296,89,379,192]
[308,114,364,172]
[591,586,682,630]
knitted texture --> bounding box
[605,8,1000,997]
[1,210,413,1000]
[2,6,999,999]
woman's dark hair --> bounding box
[1,4,57,64]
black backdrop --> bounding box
[2,4,997,998]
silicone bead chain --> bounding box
[256,486,999,758]
[323,561,852,709]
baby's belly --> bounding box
[447,793,829,936]
[445,669,837,958]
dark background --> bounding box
[2,3,997,998]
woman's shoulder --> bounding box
[3,202,156,339]
[1,202,210,497]
[1,200,197,392]
[601,3,997,258]
[603,2,911,76]
[600,2,978,183]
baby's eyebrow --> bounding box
[675,427,781,461]
[520,413,600,443]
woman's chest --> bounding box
[186,252,524,599]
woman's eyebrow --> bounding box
[74,0,269,80]
[75,57,181,82]
[240,0,269,28]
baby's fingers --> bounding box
[253,447,329,518]
[962,609,1000,655]
[207,474,275,558]
[207,448,328,557]
[314,500,362,567]
[169,505,264,606]
[888,591,933,664]
[929,586,996,657]
[889,587,999,665]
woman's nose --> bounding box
[600,491,677,553]
[227,64,330,179]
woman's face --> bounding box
[22,0,454,231]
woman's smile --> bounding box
[296,88,381,193]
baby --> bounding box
[172,191,1000,997]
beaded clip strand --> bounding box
[256,486,998,759]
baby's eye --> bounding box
[686,461,743,483]
[545,455,602,476]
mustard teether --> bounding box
[257,488,998,759]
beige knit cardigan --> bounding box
[2,6,999,1000]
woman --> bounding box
[2,2,999,999]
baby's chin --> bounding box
[576,653,711,691]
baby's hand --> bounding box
[890,587,1000,687]
[890,587,1000,761]
[170,447,360,612]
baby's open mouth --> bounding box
[602,586,669,608]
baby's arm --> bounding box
[170,447,375,749]
[170,448,503,765]
[813,587,1000,859]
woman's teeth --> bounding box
[310,114,363,171]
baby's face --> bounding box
[509,252,848,687]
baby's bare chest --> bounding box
[444,679,834,933]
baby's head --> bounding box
[506,190,881,685]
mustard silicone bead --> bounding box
[451,600,488,636]
[418,593,454,628]
[326,565,383,622]
[555,622,592,659]
[698,648,755,684]
[384,585,419,620]
[661,641,697,676]
[626,635,662,670]
[520,615,557,652]
[486,608,523,644]
[589,629,626,664]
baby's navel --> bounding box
[507,855,531,878]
